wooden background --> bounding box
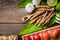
[0,0,27,35]
[0,0,60,40]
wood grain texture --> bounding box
[0,0,26,35]
[0,24,25,35]
[0,1,60,39]
[0,0,28,23]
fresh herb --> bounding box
[17,0,32,8]
[48,16,56,26]
[18,23,47,35]
[40,1,47,5]
[56,2,60,12]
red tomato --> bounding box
[41,31,50,40]
[50,28,59,38]
[33,33,41,40]
[24,35,31,40]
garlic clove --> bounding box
[32,0,41,5]
[32,2,39,5]
[25,3,35,13]
[8,35,18,40]
[0,36,3,40]
[1,36,9,40]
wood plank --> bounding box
[0,0,28,23]
[0,24,25,35]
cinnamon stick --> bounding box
[36,14,44,25]
[37,8,54,11]
[30,10,45,20]
[36,17,42,25]
[30,15,42,23]
[38,11,48,26]
[42,13,55,25]
[35,5,50,8]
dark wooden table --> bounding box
[0,0,27,35]
[0,0,60,40]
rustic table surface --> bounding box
[0,0,27,35]
[0,0,60,37]
[0,0,60,40]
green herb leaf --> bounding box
[17,0,32,8]
[18,23,47,35]
[48,16,56,26]
[56,2,60,12]
[41,1,47,5]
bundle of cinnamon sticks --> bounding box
[22,5,55,26]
